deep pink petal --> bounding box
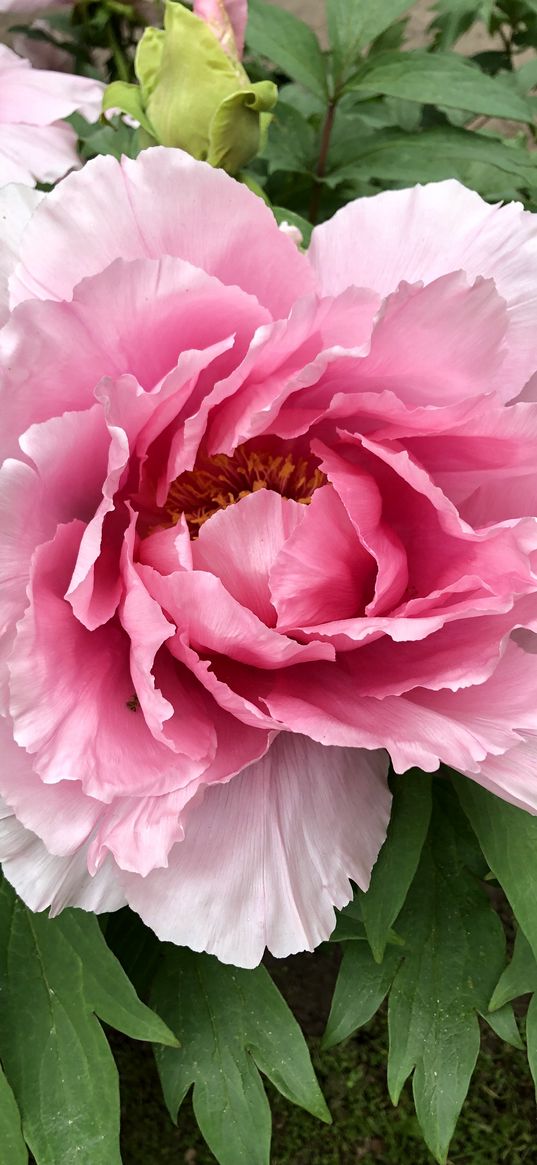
[8,522,216,800]
[270,484,375,629]
[311,441,408,616]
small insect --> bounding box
[126,694,140,712]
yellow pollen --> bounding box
[161,445,327,536]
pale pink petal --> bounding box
[309,180,537,401]
[0,58,104,125]
[0,796,125,915]
[192,490,307,625]
[0,121,79,187]
[11,148,315,314]
[122,734,391,967]
[0,716,102,855]
[466,734,537,813]
[0,182,41,324]
[87,709,271,876]
[270,484,375,629]
[347,273,508,405]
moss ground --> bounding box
[112,948,537,1165]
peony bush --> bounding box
[2,2,537,1164]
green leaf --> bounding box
[262,101,317,174]
[326,0,415,85]
[429,0,491,50]
[247,0,328,97]
[455,779,537,966]
[323,942,402,1049]
[387,784,506,1164]
[0,881,177,1165]
[151,949,330,1165]
[324,126,537,201]
[0,1068,26,1165]
[481,1003,524,1050]
[489,927,537,1012]
[347,50,534,121]
[526,995,537,1095]
[361,770,432,962]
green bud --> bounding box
[103,1,277,174]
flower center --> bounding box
[162,443,327,536]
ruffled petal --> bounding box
[11,148,315,315]
[122,733,391,967]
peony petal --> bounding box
[9,522,216,800]
[0,716,102,856]
[0,121,79,187]
[122,733,391,967]
[0,182,41,324]
[265,636,537,774]
[0,797,124,915]
[0,55,104,126]
[270,484,375,629]
[192,489,307,625]
[309,180,537,401]
[87,707,271,876]
[0,254,267,463]
[139,560,335,669]
[311,441,408,616]
[11,148,315,315]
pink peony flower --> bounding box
[0,44,104,187]
[1,148,537,966]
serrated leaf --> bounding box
[323,941,401,1049]
[347,50,533,122]
[324,126,537,200]
[455,778,537,966]
[481,1003,524,1050]
[0,881,176,1165]
[326,0,415,86]
[489,928,537,1012]
[52,910,177,1046]
[247,0,328,97]
[151,949,330,1165]
[387,783,506,1164]
[361,770,432,962]
[0,1067,26,1165]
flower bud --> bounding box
[103,0,276,174]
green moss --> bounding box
[113,1001,535,1165]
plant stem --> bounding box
[106,14,130,82]
[309,99,336,225]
